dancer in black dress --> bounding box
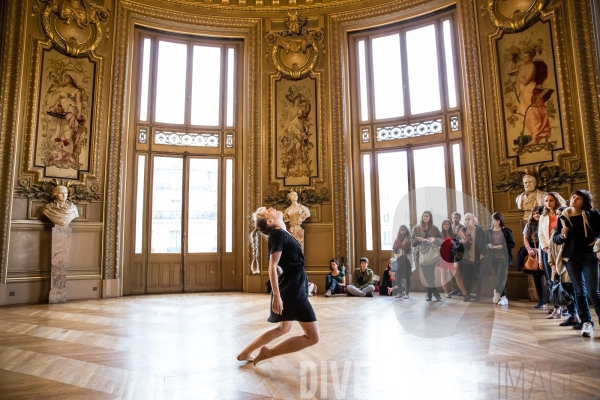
[237,207,319,365]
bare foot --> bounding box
[253,346,270,366]
[237,351,254,362]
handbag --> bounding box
[419,244,440,265]
[522,235,542,272]
[549,278,574,306]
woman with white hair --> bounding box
[457,213,488,302]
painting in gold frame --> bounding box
[275,76,319,186]
[496,19,564,166]
[34,48,96,180]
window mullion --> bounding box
[366,37,375,125]
[436,20,448,113]
[185,42,193,130]
[400,30,410,121]
[150,36,159,126]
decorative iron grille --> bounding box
[376,119,443,141]
[154,131,219,147]
[450,115,459,132]
[361,127,370,143]
[139,128,147,144]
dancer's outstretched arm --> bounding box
[269,251,283,315]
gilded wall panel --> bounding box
[480,0,596,210]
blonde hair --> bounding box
[249,207,277,274]
[464,213,478,225]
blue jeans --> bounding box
[541,250,552,282]
[565,253,600,324]
[325,276,343,294]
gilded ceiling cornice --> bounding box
[130,0,394,13]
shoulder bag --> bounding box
[522,234,542,272]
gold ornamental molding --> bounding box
[107,1,261,279]
[0,1,27,283]
[487,2,581,193]
[482,0,553,32]
[266,12,324,79]
[33,0,111,57]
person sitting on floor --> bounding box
[325,259,346,297]
[347,257,375,297]
[379,258,396,296]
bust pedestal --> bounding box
[289,226,305,253]
[49,224,71,304]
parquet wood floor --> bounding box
[0,293,599,399]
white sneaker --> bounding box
[581,322,594,337]
[498,296,508,306]
[493,290,500,304]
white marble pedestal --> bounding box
[289,227,305,253]
[49,225,71,304]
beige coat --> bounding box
[547,241,570,282]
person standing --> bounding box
[392,225,412,299]
[523,206,547,309]
[547,207,579,324]
[488,213,515,306]
[553,190,600,338]
[238,207,319,365]
[412,211,442,301]
[457,213,488,302]
[538,192,567,282]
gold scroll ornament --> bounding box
[35,0,110,57]
[266,12,324,80]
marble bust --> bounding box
[283,191,310,230]
[43,185,79,226]
[515,175,546,216]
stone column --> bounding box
[49,225,71,304]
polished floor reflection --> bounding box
[0,293,599,399]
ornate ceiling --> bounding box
[152,0,381,11]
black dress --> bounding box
[267,229,317,323]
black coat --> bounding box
[486,227,515,265]
[457,225,488,263]
[552,209,600,260]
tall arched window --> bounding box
[124,29,243,294]
[348,8,466,270]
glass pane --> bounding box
[452,143,464,216]
[139,39,151,121]
[443,20,457,108]
[377,151,408,250]
[406,25,441,115]
[155,41,187,124]
[135,154,146,254]
[191,46,221,126]
[363,154,373,251]
[358,40,369,122]
[413,146,447,219]
[188,158,219,253]
[226,48,235,127]
[372,34,404,119]
[151,157,183,253]
[225,159,233,252]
